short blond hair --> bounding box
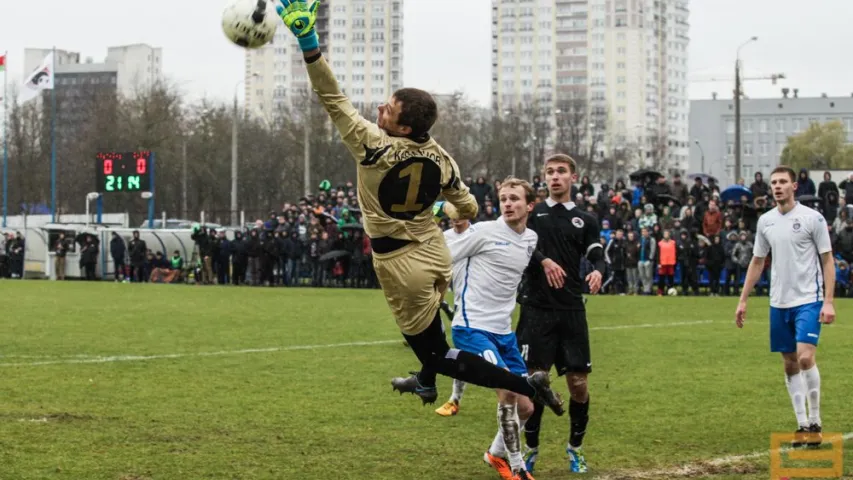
[543,153,578,174]
[499,176,536,203]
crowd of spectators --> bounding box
[11,167,853,298]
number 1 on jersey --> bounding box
[391,162,424,213]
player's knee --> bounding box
[566,373,588,396]
[797,351,815,370]
[516,396,534,420]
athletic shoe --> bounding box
[483,452,514,480]
[435,400,459,417]
[792,426,810,448]
[566,446,588,473]
[514,470,536,480]
[390,371,438,405]
[527,371,565,416]
[807,423,823,448]
[522,446,538,473]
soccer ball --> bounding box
[222,0,280,49]
[666,287,679,296]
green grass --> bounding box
[0,282,851,480]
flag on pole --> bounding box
[0,53,5,103]
[19,52,54,104]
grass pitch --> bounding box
[0,282,851,480]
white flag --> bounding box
[19,52,54,104]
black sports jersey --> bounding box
[519,200,601,311]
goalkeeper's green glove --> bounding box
[276,0,321,52]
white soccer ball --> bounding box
[222,0,280,49]
[666,287,679,296]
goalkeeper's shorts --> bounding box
[372,234,451,336]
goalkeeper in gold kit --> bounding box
[276,0,564,416]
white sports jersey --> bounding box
[753,202,833,309]
[443,217,538,335]
[444,226,474,295]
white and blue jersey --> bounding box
[753,203,833,352]
[443,217,537,375]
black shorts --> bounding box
[516,304,591,376]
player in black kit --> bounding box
[517,153,605,474]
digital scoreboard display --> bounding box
[95,151,152,193]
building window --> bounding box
[726,120,734,134]
[726,142,734,155]
[793,118,802,132]
[759,142,769,155]
[775,118,785,132]
[759,119,768,133]
[743,143,754,156]
[743,119,753,133]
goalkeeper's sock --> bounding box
[404,316,536,398]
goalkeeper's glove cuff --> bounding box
[297,31,319,52]
[433,201,446,219]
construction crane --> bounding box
[689,73,786,85]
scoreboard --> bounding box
[95,151,152,193]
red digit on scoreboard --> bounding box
[104,159,113,175]
[137,157,147,174]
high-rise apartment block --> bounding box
[245,0,404,119]
[491,0,689,172]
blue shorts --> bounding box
[451,327,528,377]
[769,301,823,353]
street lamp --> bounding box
[694,139,705,172]
[141,191,154,228]
[734,36,757,183]
[85,192,100,228]
[232,72,260,227]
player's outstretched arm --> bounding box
[277,0,385,163]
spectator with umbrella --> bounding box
[720,185,753,205]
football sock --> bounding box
[568,397,590,449]
[404,316,536,398]
[500,403,524,472]
[450,379,466,403]
[801,365,821,426]
[785,372,809,427]
[488,403,529,472]
[524,402,544,449]
[489,404,507,457]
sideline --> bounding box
[0,319,717,367]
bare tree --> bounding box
[646,127,670,172]
[553,97,606,180]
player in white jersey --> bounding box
[735,166,836,448]
[444,178,539,480]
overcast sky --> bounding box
[1,0,852,106]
